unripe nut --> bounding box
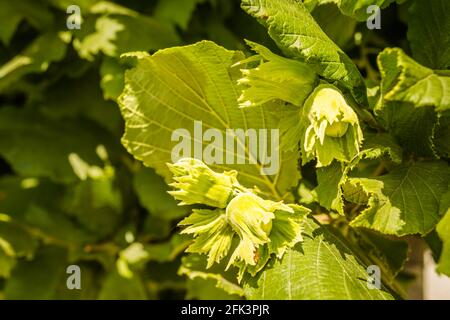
[325,121,349,138]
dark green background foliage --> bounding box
[0,0,449,299]
[0,0,277,300]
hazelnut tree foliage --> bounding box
[0,0,449,299]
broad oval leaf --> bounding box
[407,0,450,69]
[243,217,395,299]
[377,48,450,113]
[375,48,450,156]
[118,40,300,199]
[349,161,450,236]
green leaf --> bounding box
[0,176,91,246]
[145,260,186,293]
[0,220,38,259]
[425,230,443,263]
[316,0,399,21]
[440,182,450,216]
[4,246,67,299]
[243,217,395,299]
[377,48,450,113]
[0,176,62,220]
[0,0,54,44]
[347,228,409,278]
[0,107,114,183]
[366,81,381,110]
[435,112,450,158]
[133,167,189,220]
[73,13,180,61]
[349,161,450,236]
[25,205,95,244]
[100,57,125,101]
[144,235,191,263]
[88,1,139,15]
[311,3,357,49]
[99,267,148,300]
[437,211,450,276]
[119,41,300,200]
[141,216,172,241]
[179,254,245,297]
[375,48,450,156]
[0,32,67,93]
[315,161,346,214]
[377,103,437,157]
[0,1,23,45]
[40,70,123,134]
[203,15,243,51]
[407,0,450,69]
[357,132,403,164]
[116,242,151,278]
[154,0,206,30]
[186,277,241,300]
[241,0,367,105]
[47,0,98,11]
[62,164,123,240]
[0,193,39,278]
[436,183,450,276]
[0,248,15,278]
